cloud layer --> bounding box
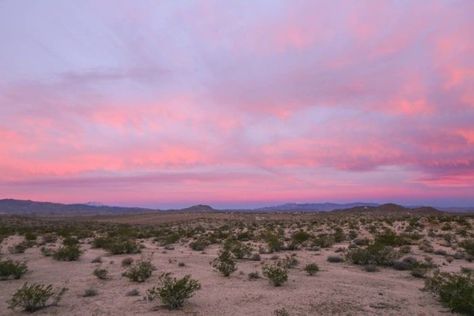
[0,1,473,207]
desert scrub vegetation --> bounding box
[9,240,35,254]
[53,244,82,261]
[93,267,109,280]
[189,237,210,251]
[123,260,155,282]
[262,263,288,286]
[92,236,141,255]
[223,238,252,259]
[304,263,319,276]
[211,249,237,277]
[424,270,474,315]
[147,273,201,310]
[8,282,67,313]
[0,259,28,280]
[346,243,399,266]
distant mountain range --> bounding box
[0,199,154,216]
[0,198,472,216]
[255,202,379,212]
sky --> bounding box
[0,1,473,208]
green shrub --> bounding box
[374,230,409,247]
[9,240,35,254]
[248,271,260,280]
[424,271,474,314]
[0,260,28,280]
[460,239,474,256]
[347,244,398,266]
[304,263,319,276]
[93,267,109,280]
[8,283,67,312]
[40,247,55,257]
[278,255,299,269]
[93,237,141,255]
[291,231,311,245]
[274,308,290,316]
[265,233,283,252]
[147,273,201,310]
[327,255,343,263]
[123,260,155,282]
[121,257,134,267]
[189,237,210,251]
[53,245,81,261]
[223,238,252,259]
[63,236,79,246]
[262,263,288,286]
[83,288,98,297]
[211,250,237,277]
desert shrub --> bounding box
[41,233,57,244]
[189,238,209,251]
[0,260,28,280]
[123,260,155,282]
[93,267,109,280]
[24,232,37,241]
[424,271,474,314]
[313,234,335,248]
[223,238,252,259]
[460,239,474,256]
[83,288,98,297]
[346,244,399,266]
[364,264,378,272]
[93,237,141,255]
[262,263,288,286]
[274,308,290,316]
[63,236,79,246]
[399,245,411,254]
[40,247,55,257]
[8,283,67,312]
[278,255,299,269]
[109,239,141,255]
[250,253,261,261]
[53,245,81,261]
[374,230,409,247]
[157,232,181,246]
[121,257,134,267]
[126,288,140,296]
[327,255,343,263]
[264,232,283,252]
[291,230,311,245]
[211,250,237,277]
[146,273,201,310]
[9,240,35,254]
[333,227,345,242]
[248,271,260,280]
[304,263,319,276]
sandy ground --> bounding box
[1,234,471,316]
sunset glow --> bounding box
[0,1,473,208]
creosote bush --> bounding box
[53,245,81,261]
[262,263,288,286]
[93,267,109,280]
[211,249,237,277]
[93,237,141,255]
[424,271,474,315]
[304,263,319,276]
[147,273,201,310]
[223,238,252,259]
[0,259,28,280]
[8,282,67,313]
[346,243,398,266]
[123,260,155,282]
